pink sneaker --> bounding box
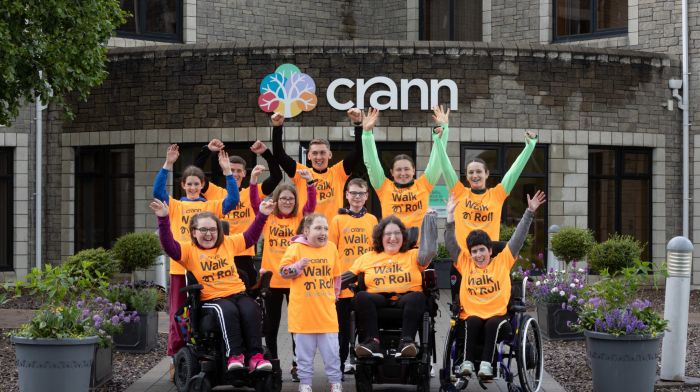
[248,353,272,372]
[227,354,245,371]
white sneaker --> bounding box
[478,361,493,379]
[330,383,343,392]
[431,364,436,378]
[298,384,312,392]
[456,360,474,377]
[343,361,355,374]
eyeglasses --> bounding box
[195,227,217,234]
[278,197,295,203]
[383,231,402,238]
[347,191,368,198]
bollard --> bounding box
[154,254,167,289]
[547,225,560,272]
[660,236,693,381]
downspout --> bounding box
[681,0,690,237]
[35,75,46,270]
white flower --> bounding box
[573,278,579,283]
[551,287,558,293]
[570,283,576,288]
[578,268,584,273]
[535,281,541,286]
[559,290,565,296]
[543,279,549,284]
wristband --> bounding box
[307,179,317,185]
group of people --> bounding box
[151,105,545,392]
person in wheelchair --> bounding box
[341,210,437,359]
[444,190,546,380]
[150,197,275,374]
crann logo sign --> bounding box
[258,64,318,118]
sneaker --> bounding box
[431,364,436,378]
[291,365,300,382]
[355,339,384,359]
[248,353,272,372]
[227,353,245,371]
[330,383,343,392]
[396,340,417,358]
[343,361,356,374]
[478,361,494,379]
[298,384,312,392]
[456,360,474,377]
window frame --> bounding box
[588,146,652,258]
[419,0,483,41]
[0,148,13,271]
[117,0,183,43]
[553,0,628,42]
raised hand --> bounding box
[432,105,450,125]
[526,190,547,212]
[446,194,457,223]
[149,199,169,217]
[208,139,225,152]
[525,130,538,140]
[347,108,363,124]
[218,150,232,175]
[250,140,268,155]
[362,107,379,131]
[271,113,284,127]
[259,198,275,216]
[250,164,266,184]
[165,144,179,166]
[297,169,313,182]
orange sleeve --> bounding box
[348,252,369,275]
[451,181,466,198]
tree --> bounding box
[0,0,126,125]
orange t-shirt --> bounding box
[175,235,247,301]
[203,183,263,257]
[293,162,348,222]
[376,175,434,230]
[451,183,508,251]
[349,249,425,294]
[453,246,516,320]
[328,213,378,298]
[260,214,303,288]
[280,242,341,333]
[167,197,224,275]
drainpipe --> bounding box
[681,0,690,237]
[35,72,47,270]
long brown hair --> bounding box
[271,183,298,216]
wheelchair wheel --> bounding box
[174,347,200,392]
[255,373,282,392]
[416,362,431,392]
[516,316,543,392]
[354,362,373,392]
[187,375,211,392]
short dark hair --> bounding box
[309,139,331,149]
[465,158,489,173]
[229,155,246,166]
[346,178,368,190]
[466,229,493,252]
[180,165,205,184]
[392,154,415,170]
[189,212,225,248]
[372,215,410,253]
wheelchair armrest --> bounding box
[180,283,204,293]
[422,269,437,290]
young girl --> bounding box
[279,213,342,392]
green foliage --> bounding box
[112,232,162,272]
[587,234,644,274]
[0,0,126,125]
[436,243,450,259]
[64,247,120,279]
[550,227,594,264]
[105,282,160,313]
[499,225,533,251]
[12,305,94,340]
[15,263,109,305]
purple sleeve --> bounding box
[242,212,268,248]
[157,216,182,261]
[302,183,317,215]
[249,183,261,214]
[280,257,310,279]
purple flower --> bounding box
[111,315,120,325]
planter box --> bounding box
[433,259,453,289]
[536,302,583,340]
[113,311,158,353]
[90,345,113,390]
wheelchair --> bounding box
[172,222,283,392]
[348,266,440,392]
[439,267,543,392]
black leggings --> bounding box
[202,293,263,357]
[458,315,510,363]
[336,297,353,365]
[263,287,296,364]
[353,291,426,342]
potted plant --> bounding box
[106,280,161,353]
[112,231,162,281]
[573,260,667,392]
[529,263,587,340]
[433,243,453,289]
[587,234,643,276]
[550,227,594,271]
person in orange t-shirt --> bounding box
[341,211,437,360]
[150,197,276,374]
[328,178,378,374]
[279,214,342,392]
[444,191,546,380]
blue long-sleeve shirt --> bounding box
[152,168,240,214]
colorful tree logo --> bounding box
[258,64,317,118]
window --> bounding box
[420,0,483,41]
[460,143,549,265]
[588,147,651,260]
[0,149,12,270]
[554,0,627,41]
[75,146,134,251]
[117,0,182,42]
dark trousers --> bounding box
[167,274,186,356]
[353,291,426,342]
[461,315,510,363]
[233,255,256,289]
[263,287,296,364]
[336,297,353,366]
[203,293,263,357]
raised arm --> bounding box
[444,195,461,261]
[249,180,261,215]
[193,139,225,193]
[342,108,364,175]
[361,108,387,189]
[242,199,273,248]
[507,191,546,256]
[153,144,179,202]
[270,113,298,177]
[501,132,538,194]
[298,169,317,215]
[150,199,182,261]
[250,140,283,196]
[219,151,240,214]
[417,210,438,266]
[424,105,451,185]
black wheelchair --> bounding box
[348,267,440,392]
[173,268,282,391]
[439,267,543,392]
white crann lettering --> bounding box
[400,79,429,110]
[326,78,355,110]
